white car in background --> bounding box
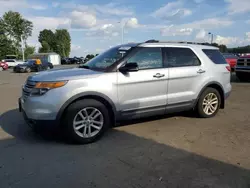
[2,59,25,67]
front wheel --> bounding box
[196,88,221,118]
[25,67,31,73]
[62,99,111,144]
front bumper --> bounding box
[19,98,59,129]
[14,67,26,73]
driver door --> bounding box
[117,47,168,118]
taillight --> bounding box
[226,65,231,72]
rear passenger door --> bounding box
[164,47,206,106]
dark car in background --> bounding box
[61,57,84,64]
[13,59,53,73]
[222,53,238,71]
[235,55,250,81]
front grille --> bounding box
[237,58,250,66]
[22,80,36,100]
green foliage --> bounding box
[55,29,71,57]
[0,11,33,44]
[0,34,17,60]
[24,46,35,59]
[228,46,250,54]
[0,11,33,60]
[38,29,71,57]
[39,41,51,53]
[38,29,56,51]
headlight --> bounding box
[34,81,68,89]
[30,81,68,96]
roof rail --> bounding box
[144,40,212,45]
[145,39,159,43]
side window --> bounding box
[7,60,15,62]
[203,49,228,64]
[165,47,201,67]
[127,47,163,70]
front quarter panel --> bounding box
[56,72,118,112]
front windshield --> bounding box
[24,60,35,65]
[80,45,135,71]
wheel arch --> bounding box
[56,92,117,126]
[196,81,225,109]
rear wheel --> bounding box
[62,99,110,144]
[196,88,221,118]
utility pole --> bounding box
[21,35,25,61]
[118,21,125,44]
[208,32,214,44]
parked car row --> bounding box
[61,57,84,64]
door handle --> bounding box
[197,69,206,74]
[153,73,165,78]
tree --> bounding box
[24,46,35,59]
[219,45,228,53]
[38,29,55,51]
[38,29,71,57]
[55,29,71,57]
[39,41,51,53]
[0,11,33,45]
[0,34,17,60]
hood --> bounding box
[15,63,28,67]
[28,67,102,81]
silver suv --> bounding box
[19,40,232,144]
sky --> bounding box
[0,0,250,57]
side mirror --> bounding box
[119,62,139,72]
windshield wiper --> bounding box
[79,65,90,69]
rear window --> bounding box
[202,49,227,64]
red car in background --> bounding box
[0,61,8,71]
[222,53,238,71]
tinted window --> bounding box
[81,45,134,71]
[165,48,201,67]
[127,47,163,70]
[203,49,227,64]
[6,60,15,62]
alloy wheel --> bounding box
[202,93,219,115]
[73,107,104,138]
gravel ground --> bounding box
[0,67,250,188]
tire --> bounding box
[26,67,31,73]
[46,66,50,70]
[196,87,221,118]
[62,99,111,144]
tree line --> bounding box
[0,11,72,60]
[0,11,35,60]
